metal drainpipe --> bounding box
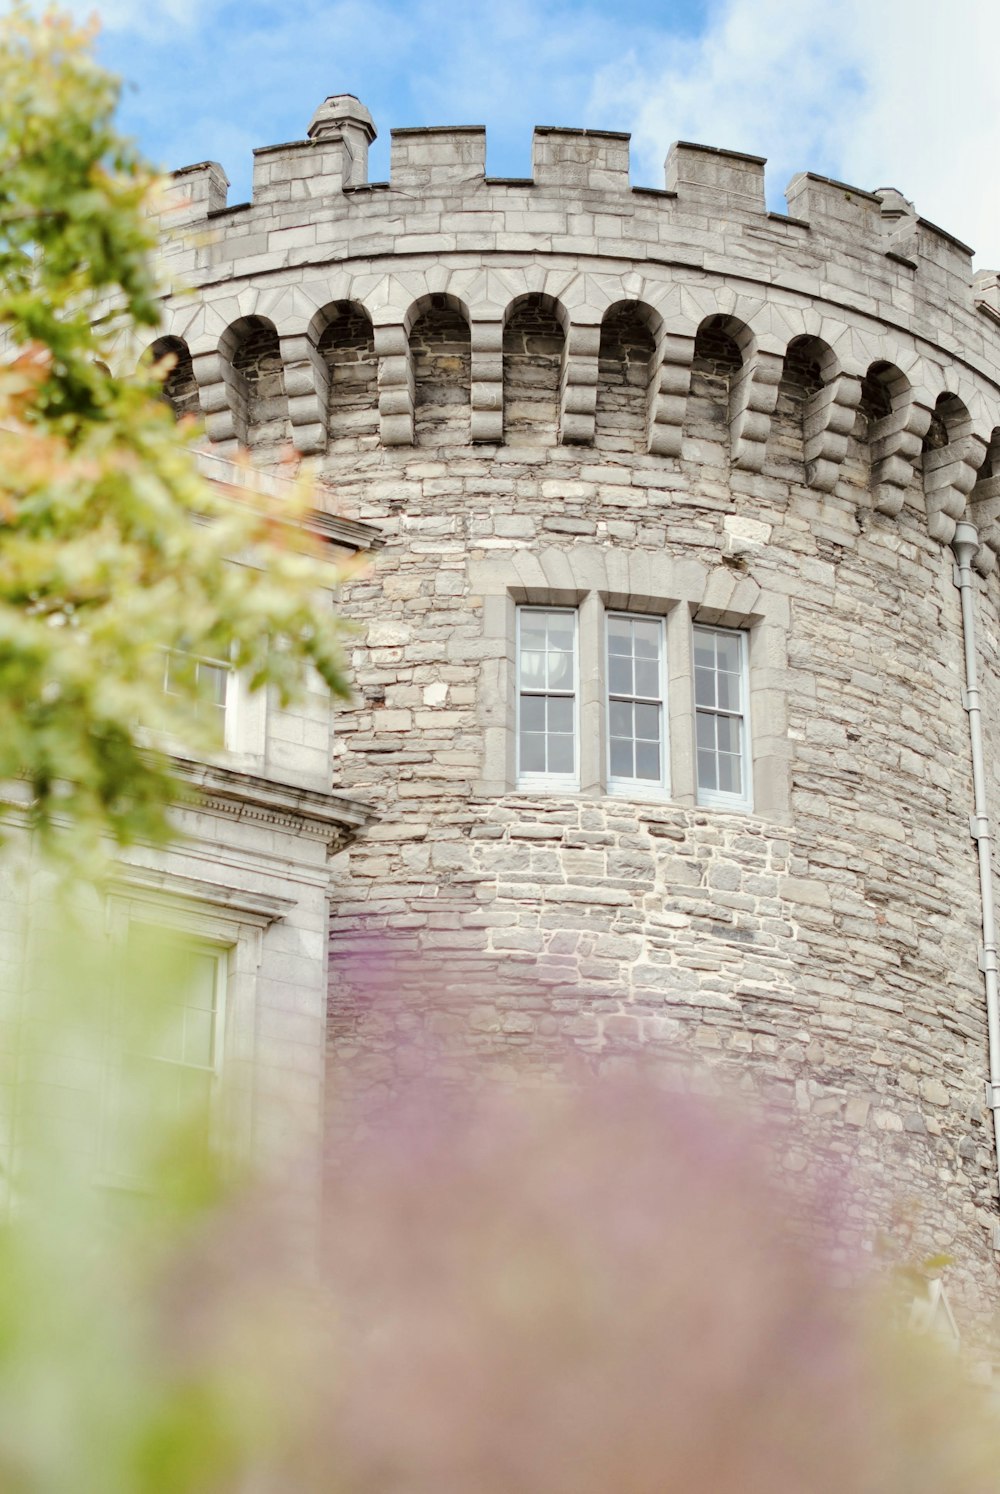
[951,520,1000,1250]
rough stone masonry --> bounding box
[147,95,1000,1328]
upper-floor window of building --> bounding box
[516,606,579,790]
[693,625,751,810]
[606,612,667,795]
[511,604,753,810]
[161,649,231,745]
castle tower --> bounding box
[151,101,1000,1323]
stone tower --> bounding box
[150,99,1000,1322]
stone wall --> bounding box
[150,101,1000,1328]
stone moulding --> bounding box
[172,760,373,851]
[147,92,1000,580]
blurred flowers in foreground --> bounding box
[2,924,999,1492]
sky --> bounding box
[66,0,1000,266]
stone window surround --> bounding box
[471,548,791,823]
[692,623,753,813]
[102,869,295,1174]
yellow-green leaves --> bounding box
[0,5,353,867]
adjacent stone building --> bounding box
[145,96,1000,1322]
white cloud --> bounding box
[591,0,1000,265]
[58,0,212,38]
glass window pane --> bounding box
[185,952,217,1010]
[698,749,718,791]
[635,740,660,780]
[610,699,633,738]
[715,632,742,675]
[696,712,716,750]
[153,1018,184,1065]
[610,737,633,778]
[607,616,633,653]
[633,619,659,655]
[547,696,574,734]
[634,659,660,699]
[520,732,546,772]
[519,650,546,689]
[634,703,660,742]
[546,614,575,652]
[546,650,573,690]
[548,734,574,774]
[519,616,548,653]
[183,1006,214,1067]
[694,666,716,709]
[520,694,545,731]
[609,655,633,696]
[694,634,716,670]
[716,670,740,711]
[202,663,228,710]
[718,753,742,795]
[716,715,741,755]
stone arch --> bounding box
[679,312,782,474]
[770,334,835,480]
[146,336,200,422]
[970,427,1000,574]
[312,300,378,452]
[921,390,986,545]
[408,293,471,447]
[844,361,906,496]
[595,300,658,454]
[687,314,745,455]
[225,315,291,455]
[502,292,566,446]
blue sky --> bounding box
[68,0,1000,265]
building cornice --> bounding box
[172,758,375,850]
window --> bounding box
[694,625,751,808]
[161,648,231,744]
[516,607,579,789]
[104,923,227,1182]
[150,647,266,767]
[484,583,767,813]
[606,613,667,794]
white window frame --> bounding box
[99,915,231,1189]
[152,646,266,769]
[693,624,752,811]
[95,871,297,1188]
[515,605,580,793]
[605,610,670,799]
[162,647,233,748]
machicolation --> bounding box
[144,95,1000,1328]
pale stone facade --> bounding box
[0,455,375,1191]
[144,97,1000,1323]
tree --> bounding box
[0,3,351,864]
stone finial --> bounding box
[307,94,377,185]
[875,186,915,227]
[974,270,1000,322]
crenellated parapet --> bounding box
[138,95,1000,1322]
[144,97,1000,572]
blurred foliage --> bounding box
[1,9,999,1493]
[4,933,1000,1493]
[0,3,352,867]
